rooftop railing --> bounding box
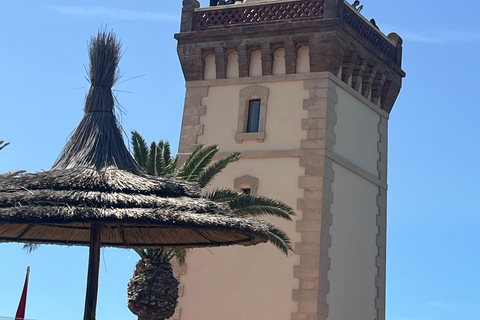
[342,4,397,63]
[190,0,399,64]
[193,0,325,30]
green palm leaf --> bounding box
[22,243,39,253]
[178,144,218,181]
[155,143,167,176]
[206,188,241,202]
[197,152,241,188]
[229,194,295,221]
[146,141,157,175]
[162,141,172,168]
[267,226,293,254]
[131,131,148,168]
[166,155,178,174]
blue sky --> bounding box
[1,1,480,320]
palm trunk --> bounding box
[128,257,179,320]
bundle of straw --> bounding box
[52,31,142,174]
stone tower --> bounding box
[174,0,405,319]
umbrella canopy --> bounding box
[0,168,268,247]
[0,31,269,320]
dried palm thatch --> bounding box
[0,31,269,320]
[0,168,269,247]
[52,32,143,174]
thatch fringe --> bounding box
[0,168,200,196]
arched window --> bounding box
[204,54,216,80]
[227,51,239,79]
[249,50,262,77]
[296,46,310,74]
[272,48,286,75]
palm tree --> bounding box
[127,131,295,320]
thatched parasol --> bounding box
[0,32,269,320]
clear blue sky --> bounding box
[1,1,479,320]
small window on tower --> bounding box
[235,85,269,143]
[234,176,258,195]
[241,188,251,195]
[246,100,261,133]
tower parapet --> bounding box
[176,0,404,112]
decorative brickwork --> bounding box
[294,76,337,320]
[193,0,325,30]
[342,5,397,64]
[178,86,208,155]
[339,49,402,111]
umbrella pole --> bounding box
[84,223,102,320]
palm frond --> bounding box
[131,131,148,168]
[162,141,173,169]
[187,144,203,159]
[155,143,167,176]
[163,248,187,265]
[206,188,242,202]
[197,152,241,188]
[135,247,187,265]
[0,140,9,152]
[177,145,218,181]
[145,141,157,175]
[22,243,39,253]
[267,226,293,255]
[167,156,179,174]
[133,248,147,259]
[229,194,295,221]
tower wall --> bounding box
[174,1,403,319]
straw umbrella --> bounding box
[0,31,269,320]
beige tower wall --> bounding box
[333,88,380,176]
[175,1,403,318]
[176,71,390,320]
[176,77,308,320]
[198,80,308,151]
[327,83,389,320]
[328,164,379,319]
[179,158,303,320]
